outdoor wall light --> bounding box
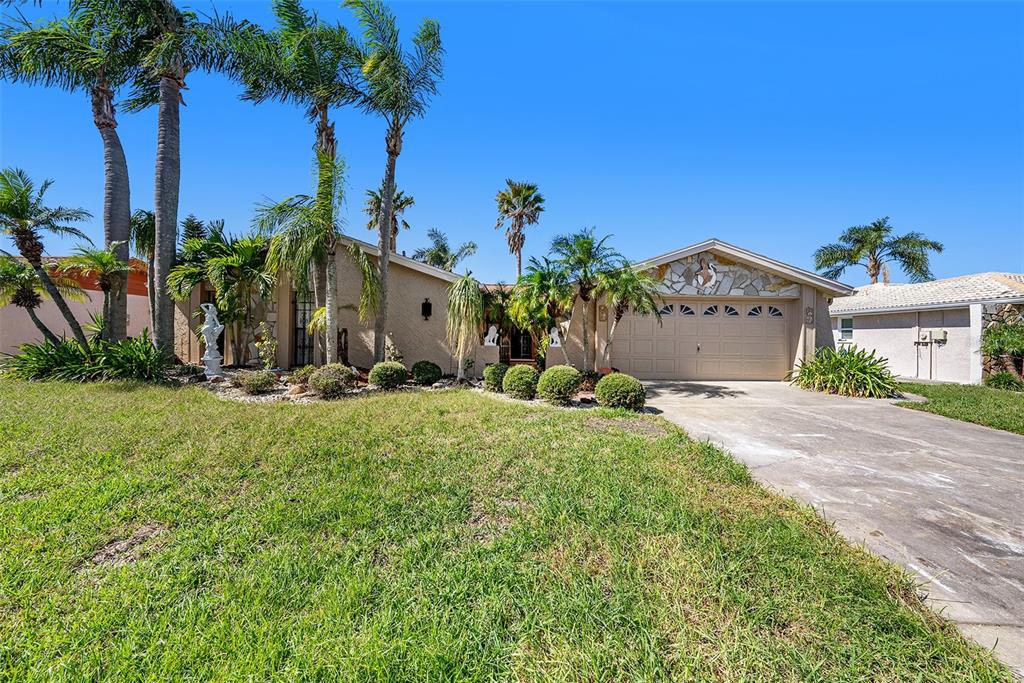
[421,298,432,321]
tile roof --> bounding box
[830,273,1024,315]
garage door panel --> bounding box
[655,340,676,356]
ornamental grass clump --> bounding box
[483,362,508,392]
[369,361,408,389]
[788,346,899,398]
[502,364,539,400]
[237,369,277,395]
[537,365,582,405]
[594,372,646,410]
[308,364,357,399]
[411,360,442,385]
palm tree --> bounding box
[595,266,662,369]
[551,228,625,373]
[345,0,444,362]
[508,256,573,366]
[495,180,544,277]
[0,168,92,347]
[0,255,85,345]
[411,228,476,271]
[1,0,149,341]
[58,242,135,341]
[130,208,156,329]
[446,272,484,382]
[814,217,944,284]
[364,186,414,251]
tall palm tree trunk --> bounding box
[146,255,156,331]
[25,306,60,345]
[92,83,131,342]
[312,258,327,363]
[34,265,89,347]
[325,251,338,364]
[153,73,182,353]
[602,316,620,368]
[314,110,338,365]
[374,126,402,362]
[581,296,591,373]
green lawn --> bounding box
[899,382,1024,435]
[0,381,1011,681]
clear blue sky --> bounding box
[1,1,1022,286]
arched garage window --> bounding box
[747,305,762,317]
[679,304,695,316]
[724,305,739,316]
[703,305,718,316]
[768,305,784,318]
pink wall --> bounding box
[1,292,151,355]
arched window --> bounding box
[768,305,784,318]
[747,305,762,317]
[658,304,674,316]
[703,305,719,316]
[724,305,739,316]
[679,304,695,316]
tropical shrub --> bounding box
[788,346,899,398]
[100,332,172,382]
[595,373,646,410]
[308,364,357,399]
[411,360,442,385]
[483,362,509,392]
[369,361,408,389]
[537,365,582,405]
[289,365,316,386]
[984,371,1024,392]
[503,364,539,400]
[981,323,1024,376]
[1,332,171,383]
[238,369,277,395]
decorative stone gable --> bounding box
[650,251,801,297]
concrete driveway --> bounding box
[645,380,1024,673]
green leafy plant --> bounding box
[290,365,316,386]
[99,332,171,382]
[537,365,582,405]
[237,369,278,395]
[595,372,646,410]
[502,364,539,400]
[411,360,442,385]
[308,364,357,399]
[2,331,170,383]
[984,371,1024,392]
[981,323,1024,378]
[369,361,408,389]
[788,346,899,398]
[483,362,508,392]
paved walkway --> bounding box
[645,380,1024,674]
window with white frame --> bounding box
[839,317,854,341]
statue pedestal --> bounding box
[203,350,224,378]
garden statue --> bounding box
[483,325,498,346]
[548,326,562,348]
[200,303,224,378]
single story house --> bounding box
[174,237,853,381]
[829,273,1024,384]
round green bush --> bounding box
[289,365,315,386]
[502,364,539,400]
[308,363,357,399]
[984,371,1024,392]
[369,361,408,389]
[238,369,277,395]
[537,365,582,405]
[411,360,442,385]
[595,372,646,410]
[483,362,509,392]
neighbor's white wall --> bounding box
[1,291,150,355]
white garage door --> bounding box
[611,300,791,380]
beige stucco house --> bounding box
[829,273,1024,384]
[173,237,853,381]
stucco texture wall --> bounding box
[2,291,150,355]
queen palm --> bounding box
[411,228,476,271]
[508,256,573,366]
[446,272,483,382]
[551,228,625,373]
[595,266,662,369]
[130,209,156,329]
[0,255,85,345]
[495,180,544,277]
[2,0,149,341]
[0,168,92,347]
[814,217,944,284]
[365,186,414,251]
[345,0,444,362]
[58,242,135,341]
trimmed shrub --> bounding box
[787,346,899,398]
[595,372,646,410]
[289,365,316,386]
[984,371,1024,392]
[308,363,357,399]
[483,362,508,392]
[411,360,442,385]
[238,369,277,395]
[537,365,582,405]
[503,364,539,400]
[369,361,408,389]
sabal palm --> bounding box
[130,209,156,329]
[446,272,483,381]
[346,0,444,361]
[1,0,150,340]
[508,256,573,364]
[0,168,92,347]
[551,227,625,372]
[0,255,85,345]
[814,217,944,284]
[411,228,476,271]
[495,180,544,277]
[364,186,413,251]
[58,242,135,341]
[595,266,662,368]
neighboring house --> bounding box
[829,273,1024,384]
[175,237,852,381]
[0,259,150,356]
